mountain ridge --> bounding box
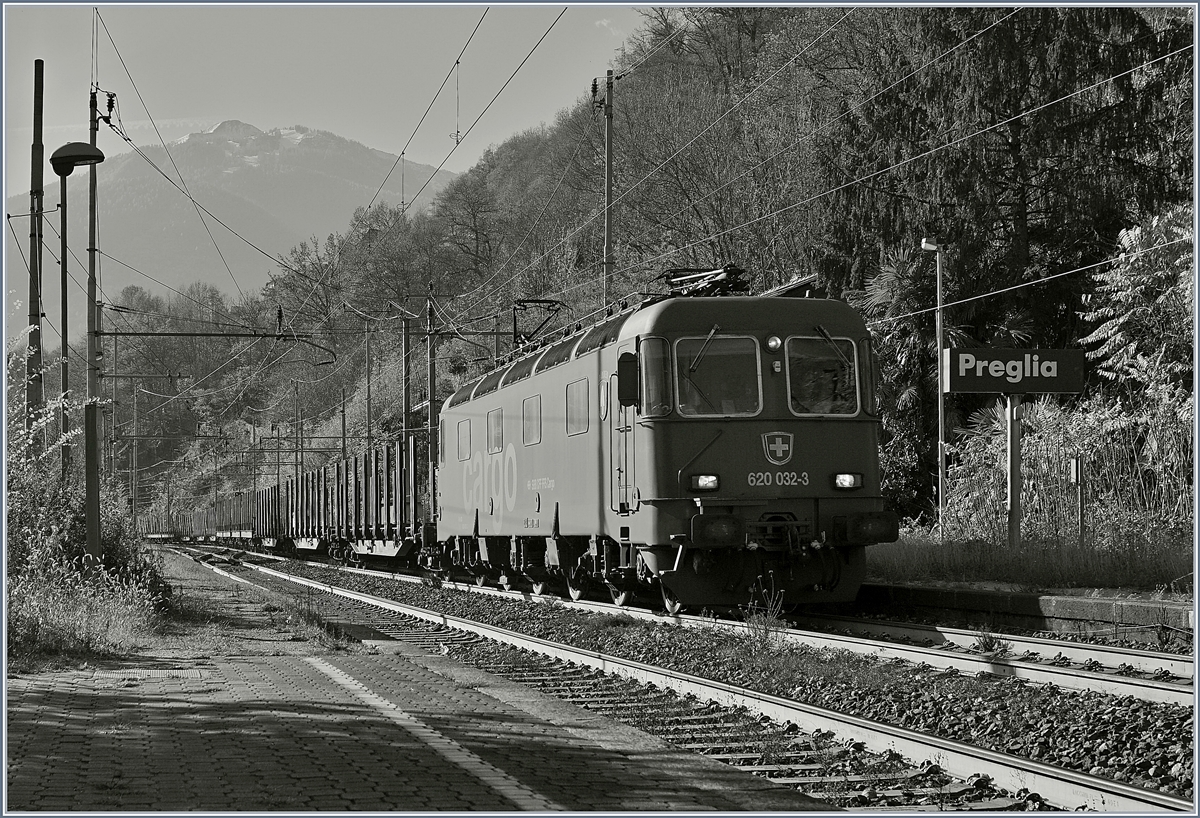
[5,120,455,334]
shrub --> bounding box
[870,390,1192,591]
[6,342,168,667]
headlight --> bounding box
[833,473,863,490]
[690,474,720,491]
[766,335,782,353]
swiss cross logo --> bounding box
[761,432,794,466]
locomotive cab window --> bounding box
[487,409,503,453]
[640,337,672,417]
[675,335,761,417]
[523,395,542,445]
[786,336,860,415]
[566,378,589,436]
[457,419,472,461]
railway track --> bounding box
[179,548,1193,812]
[193,546,1194,706]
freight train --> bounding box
[158,266,898,613]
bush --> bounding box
[870,390,1192,591]
[6,344,169,668]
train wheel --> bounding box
[661,584,685,616]
[531,580,552,596]
[609,587,632,607]
[473,575,488,587]
[566,569,591,601]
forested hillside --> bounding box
[61,8,1191,567]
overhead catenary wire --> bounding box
[251,4,571,411]
[866,238,1192,329]
[93,10,244,299]
[446,8,856,325]
[613,8,1023,262]
[492,43,1192,344]
[601,43,1193,282]
[368,7,490,211]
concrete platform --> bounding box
[857,582,1194,633]
[7,640,832,811]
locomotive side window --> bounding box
[487,409,503,454]
[523,395,542,445]
[457,419,471,461]
[786,337,860,415]
[566,378,589,435]
[640,337,672,417]
[675,335,761,417]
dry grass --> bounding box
[131,551,363,659]
[866,527,1193,597]
[8,550,362,675]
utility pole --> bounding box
[131,386,139,530]
[364,322,373,453]
[401,313,414,535]
[602,69,614,307]
[426,294,436,528]
[109,334,118,476]
[340,388,348,460]
[84,88,103,565]
[56,146,69,477]
[27,59,45,440]
[294,382,301,482]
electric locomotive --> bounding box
[432,266,898,612]
[161,265,898,613]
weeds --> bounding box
[970,631,1011,656]
[7,344,169,671]
[740,576,789,655]
[881,393,1193,592]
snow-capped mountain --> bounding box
[6,121,454,332]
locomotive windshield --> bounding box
[675,335,761,416]
[787,336,859,415]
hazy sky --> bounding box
[4,3,648,198]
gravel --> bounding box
[275,561,1194,800]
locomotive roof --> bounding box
[443,293,867,410]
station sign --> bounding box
[943,348,1086,394]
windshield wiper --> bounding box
[689,324,721,373]
[814,324,853,370]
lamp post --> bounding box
[49,141,105,478]
[921,238,945,540]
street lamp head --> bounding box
[50,142,105,177]
[921,237,940,252]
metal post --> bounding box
[602,69,614,306]
[426,295,436,525]
[294,383,300,481]
[131,386,139,530]
[58,170,69,476]
[935,247,945,532]
[110,334,118,476]
[1006,394,1023,550]
[922,238,945,539]
[340,388,347,460]
[364,322,372,453]
[84,90,102,564]
[27,59,45,439]
[402,315,413,535]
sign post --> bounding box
[1006,394,1023,550]
[943,348,1086,549]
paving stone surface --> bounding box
[6,551,833,812]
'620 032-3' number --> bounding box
[747,471,808,487]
